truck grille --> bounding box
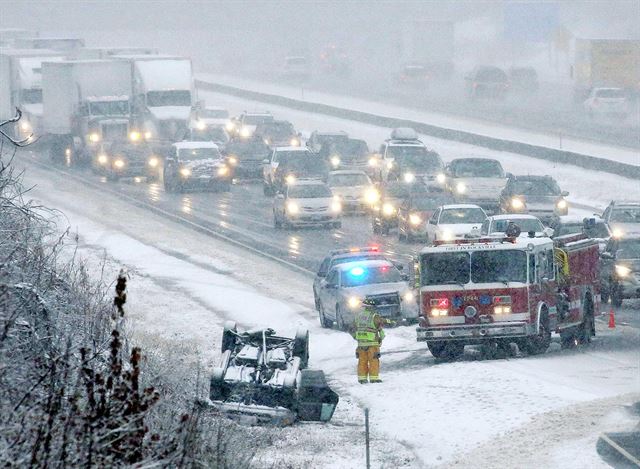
[102,123,128,141]
[365,293,400,317]
[303,206,328,212]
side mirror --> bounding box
[429,219,436,225]
[561,191,569,197]
[600,252,614,260]
[543,227,554,237]
[262,158,270,165]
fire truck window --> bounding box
[421,252,469,285]
[545,249,555,280]
[471,250,527,284]
[528,253,536,283]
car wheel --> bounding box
[524,310,551,355]
[427,341,464,360]
[273,211,282,229]
[318,303,332,328]
[293,328,310,368]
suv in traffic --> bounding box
[263,147,328,195]
[273,180,341,229]
[601,201,640,238]
[465,66,509,100]
[499,175,569,223]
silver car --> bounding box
[273,179,342,229]
[316,259,417,330]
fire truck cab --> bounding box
[415,233,600,359]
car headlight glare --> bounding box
[129,131,141,142]
[97,154,109,165]
[180,167,191,177]
[239,126,251,138]
[331,200,342,213]
[403,172,415,183]
[148,156,159,168]
[89,132,100,143]
[20,121,31,131]
[409,213,422,225]
[217,165,229,176]
[290,137,300,147]
[196,120,206,130]
[144,131,152,140]
[225,121,235,131]
[382,203,395,216]
[494,305,512,315]
[511,198,525,210]
[403,291,415,303]
[348,296,361,309]
[441,230,454,241]
[556,199,568,209]
[285,174,296,184]
[612,228,624,238]
[330,155,341,168]
[456,182,467,194]
[228,156,238,166]
[430,308,448,316]
[368,157,379,167]
[386,160,393,170]
[286,201,299,214]
[436,173,446,184]
[365,188,380,204]
[615,264,631,277]
[114,159,125,169]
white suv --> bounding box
[273,180,342,229]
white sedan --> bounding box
[425,204,487,242]
[480,214,553,238]
[273,180,341,229]
[327,170,379,211]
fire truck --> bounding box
[415,232,600,359]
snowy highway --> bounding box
[15,86,640,468]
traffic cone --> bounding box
[608,307,616,329]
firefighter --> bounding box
[352,298,392,384]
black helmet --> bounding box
[362,298,376,307]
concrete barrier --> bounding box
[196,80,640,180]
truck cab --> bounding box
[415,233,599,359]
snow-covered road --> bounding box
[18,153,640,468]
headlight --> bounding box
[403,291,415,303]
[456,182,467,194]
[330,155,341,168]
[615,264,631,277]
[196,120,206,131]
[129,131,141,142]
[89,132,100,143]
[403,172,415,183]
[180,167,191,177]
[409,213,422,225]
[264,138,271,145]
[331,197,342,213]
[228,156,238,166]
[386,160,393,170]
[289,137,300,146]
[347,296,361,309]
[612,228,624,238]
[556,199,568,209]
[225,121,235,131]
[511,198,525,210]
[440,230,454,241]
[20,121,31,132]
[382,203,395,216]
[148,156,159,168]
[368,157,379,167]
[239,126,251,138]
[217,165,229,176]
[430,308,448,316]
[286,201,299,214]
[493,305,512,315]
[144,131,152,140]
[436,173,446,184]
[285,174,296,184]
[365,188,380,204]
[97,154,109,165]
[114,159,125,169]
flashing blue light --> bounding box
[350,266,365,277]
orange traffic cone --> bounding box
[608,307,616,329]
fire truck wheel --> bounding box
[524,311,551,355]
[427,341,464,360]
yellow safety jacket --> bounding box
[354,309,384,347]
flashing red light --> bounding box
[430,297,449,308]
[369,245,380,251]
[380,265,389,273]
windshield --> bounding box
[511,179,561,196]
[147,90,191,107]
[328,173,370,187]
[596,89,625,98]
[341,265,403,287]
[388,147,442,171]
[556,222,584,236]
[280,154,326,173]
[384,183,411,199]
[584,223,610,238]
[226,141,271,159]
[288,184,332,198]
[178,147,220,160]
[451,160,504,178]
[476,67,507,82]
[411,197,451,211]
[492,218,543,233]
[421,252,469,285]
[193,126,228,142]
[200,109,228,119]
[89,100,129,116]
[471,250,528,283]
[260,123,295,139]
[243,114,274,125]
[611,207,640,223]
[617,240,640,259]
[440,208,486,224]
[21,88,42,104]
[329,139,368,158]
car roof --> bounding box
[511,175,555,181]
[386,140,424,147]
[275,146,310,152]
[488,214,540,221]
[334,259,393,272]
[440,204,484,210]
[610,201,640,207]
[450,157,500,164]
[313,130,348,137]
[173,141,219,150]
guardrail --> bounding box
[196,80,640,180]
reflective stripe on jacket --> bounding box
[355,309,381,346]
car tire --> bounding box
[293,328,310,369]
[318,303,332,328]
[273,211,282,229]
[221,321,237,353]
[427,341,464,360]
[263,182,273,196]
[336,305,348,331]
[524,310,551,355]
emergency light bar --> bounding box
[330,246,381,255]
[433,236,517,247]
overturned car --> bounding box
[206,322,339,425]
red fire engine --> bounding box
[415,233,600,359]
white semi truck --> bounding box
[41,59,140,165]
[0,48,64,138]
[67,47,158,60]
[115,54,195,143]
[13,37,85,51]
